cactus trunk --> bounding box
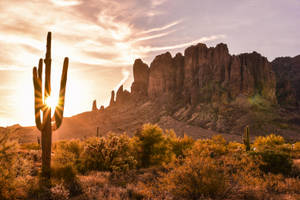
[33,32,69,180]
[41,115,52,178]
[243,125,250,151]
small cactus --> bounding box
[37,136,40,146]
[32,32,69,180]
[243,125,251,151]
[97,127,100,137]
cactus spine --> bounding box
[33,32,69,179]
[243,125,250,151]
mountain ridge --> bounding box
[2,42,300,143]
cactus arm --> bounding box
[33,66,44,131]
[44,32,51,99]
[38,58,43,83]
[52,57,69,130]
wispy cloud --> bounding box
[114,68,130,91]
[141,35,226,52]
[0,66,27,71]
[50,0,82,6]
[139,20,182,34]
[133,30,175,42]
[151,0,168,7]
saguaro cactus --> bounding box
[33,32,69,179]
[243,125,251,151]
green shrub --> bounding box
[292,142,300,158]
[133,124,174,168]
[253,134,288,152]
[53,139,83,168]
[253,134,293,175]
[78,134,137,173]
[160,156,229,199]
[188,135,228,158]
[0,133,34,200]
[51,164,82,196]
[255,150,293,175]
[20,142,40,150]
[166,131,194,158]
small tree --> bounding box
[133,124,174,168]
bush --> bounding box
[78,134,137,173]
[0,133,34,200]
[157,135,273,200]
[253,134,293,175]
[133,124,174,168]
[292,142,300,158]
[253,134,289,152]
[160,156,229,199]
[20,142,40,150]
[53,140,83,168]
[51,164,82,196]
[187,135,228,158]
[166,130,194,158]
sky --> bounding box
[0,0,299,126]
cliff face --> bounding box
[130,43,276,106]
[272,55,300,107]
[131,59,149,98]
[88,43,299,139]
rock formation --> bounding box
[92,100,98,111]
[100,105,104,111]
[87,43,300,140]
[272,55,300,107]
[131,59,149,98]
[116,85,131,104]
[109,90,115,106]
[130,43,277,106]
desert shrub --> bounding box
[132,124,174,168]
[292,142,300,158]
[20,142,40,150]
[0,133,34,200]
[253,134,289,152]
[50,183,70,200]
[187,135,228,158]
[157,135,269,200]
[51,164,82,196]
[254,150,293,175]
[78,134,137,173]
[253,134,292,175]
[160,156,230,199]
[165,130,194,158]
[53,139,83,167]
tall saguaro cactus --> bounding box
[33,32,69,179]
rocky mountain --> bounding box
[85,43,300,142]
[3,43,300,143]
[272,55,300,107]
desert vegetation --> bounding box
[0,123,300,200]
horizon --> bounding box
[0,0,300,126]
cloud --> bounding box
[0,0,228,126]
[151,0,168,7]
[114,68,130,91]
[141,34,226,52]
[0,66,27,71]
[133,30,175,43]
[139,20,182,34]
[50,0,81,6]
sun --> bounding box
[45,95,58,111]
